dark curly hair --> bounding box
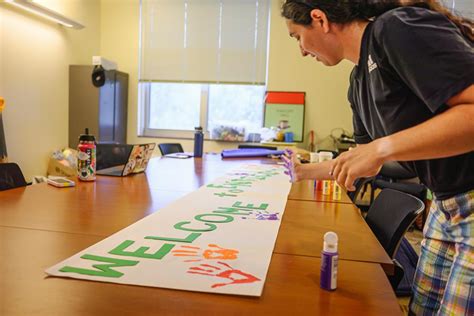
[281,0,474,41]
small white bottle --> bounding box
[319,152,333,196]
[322,180,332,195]
[320,231,339,291]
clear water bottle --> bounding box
[193,127,204,158]
[77,128,96,181]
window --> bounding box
[139,0,270,140]
[148,83,201,131]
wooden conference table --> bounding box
[0,154,400,315]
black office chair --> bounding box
[347,177,374,212]
[366,189,424,257]
[0,163,28,191]
[350,162,427,218]
[365,189,424,294]
[158,143,184,156]
[238,144,277,150]
[369,162,427,205]
[369,162,428,228]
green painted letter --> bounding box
[174,221,217,232]
[213,207,251,216]
[59,254,139,278]
[145,232,201,243]
[195,213,234,223]
[233,201,269,210]
[109,240,175,260]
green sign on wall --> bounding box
[264,103,304,142]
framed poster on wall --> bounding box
[263,91,305,142]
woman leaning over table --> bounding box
[280,0,473,315]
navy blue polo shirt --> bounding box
[348,6,474,199]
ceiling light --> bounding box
[4,0,84,29]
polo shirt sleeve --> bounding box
[374,9,474,113]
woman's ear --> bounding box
[310,9,330,33]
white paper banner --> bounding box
[46,164,291,296]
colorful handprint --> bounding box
[241,211,280,221]
[187,261,261,288]
[281,148,297,182]
[172,244,239,263]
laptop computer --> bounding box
[96,143,156,177]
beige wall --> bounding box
[0,10,3,98]
[100,0,354,154]
[267,0,354,150]
[0,0,100,180]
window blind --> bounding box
[140,0,270,84]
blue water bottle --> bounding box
[194,127,204,157]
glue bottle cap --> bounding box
[323,231,338,253]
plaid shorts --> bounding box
[410,190,474,316]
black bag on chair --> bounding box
[394,237,420,296]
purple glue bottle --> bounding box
[320,231,338,291]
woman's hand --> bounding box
[281,149,302,182]
[330,141,386,191]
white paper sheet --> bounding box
[46,164,291,296]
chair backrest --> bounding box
[372,179,427,201]
[158,143,184,155]
[365,189,424,258]
[379,161,417,180]
[346,177,374,213]
[347,177,372,202]
[0,163,27,191]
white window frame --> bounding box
[139,81,267,140]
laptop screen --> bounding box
[96,143,133,171]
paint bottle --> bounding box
[193,126,204,158]
[332,182,342,200]
[322,180,332,195]
[315,180,323,191]
[77,128,96,181]
[318,151,333,195]
[311,152,321,191]
[320,231,338,291]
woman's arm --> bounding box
[331,84,474,191]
